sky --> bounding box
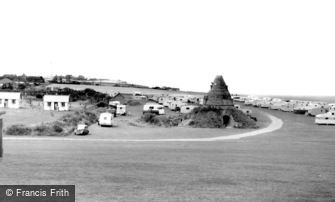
[0,0,334,96]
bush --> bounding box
[96,102,108,108]
[52,122,64,133]
[187,107,257,129]
[189,110,224,128]
[230,109,257,128]
[6,124,32,136]
[33,124,51,136]
[141,112,156,123]
[141,113,183,127]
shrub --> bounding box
[6,124,32,136]
[141,113,183,127]
[190,110,224,128]
[33,124,51,136]
[141,112,156,123]
[52,122,64,133]
[187,107,257,129]
[96,102,108,108]
[82,111,98,124]
[230,109,257,128]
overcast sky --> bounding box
[0,1,334,96]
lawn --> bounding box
[1,107,334,201]
[0,108,70,128]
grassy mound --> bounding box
[229,108,258,128]
[141,113,183,127]
[140,107,257,129]
[6,110,98,136]
[187,107,257,129]
[188,109,224,128]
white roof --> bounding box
[77,124,87,130]
[0,92,21,99]
[316,111,335,118]
[43,95,70,102]
[100,112,113,117]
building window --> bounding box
[61,102,65,107]
[47,102,52,107]
[12,99,16,104]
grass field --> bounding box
[1,107,335,201]
[0,108,70,128]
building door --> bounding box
[54,102,59,111]
[4,99,8,108]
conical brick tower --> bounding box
[204,75,234,108]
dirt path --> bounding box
[3,112,283,142]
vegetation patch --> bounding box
[140,107,257,129]
[187,107,257,129]
[141,113,183,127]
[126,100,142,106]
[188,109,224,128]
[5,110,99,136]
[6,124,32,136]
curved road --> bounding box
[3,112,283,142]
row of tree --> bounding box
[0,74,45,84]
[25,87,110,104]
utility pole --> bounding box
[0,119,3,158]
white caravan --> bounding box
[143,103,165,115]
[180,105,198,114]
[116,105,127,116]
[308,107,328,117]
[315,111,335,125]
[109,100,121,106]
[98,112,114,126]
[328,103,335,111]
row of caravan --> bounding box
[143,102,199,115]
[149,94,204,111]
[233,95,335,125]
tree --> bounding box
[51,75,58,83]
[65,75,72,83]
[77,75,86,80]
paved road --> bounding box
[3,112,282,142]
[0,108,334,201]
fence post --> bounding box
[0,118,2,157]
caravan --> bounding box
[328,103,335,111]
[98,112,114,126]
[116,105,127,116]
[308,106,328,117]
[315,111,335,125]
[180,105,198,114]
[143,103,165,115]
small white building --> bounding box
[43,95,70,111]
[0,92,21,109]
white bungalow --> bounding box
[43,95,70,111]
[0,92,21,109]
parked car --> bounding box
[74,124,89,135]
